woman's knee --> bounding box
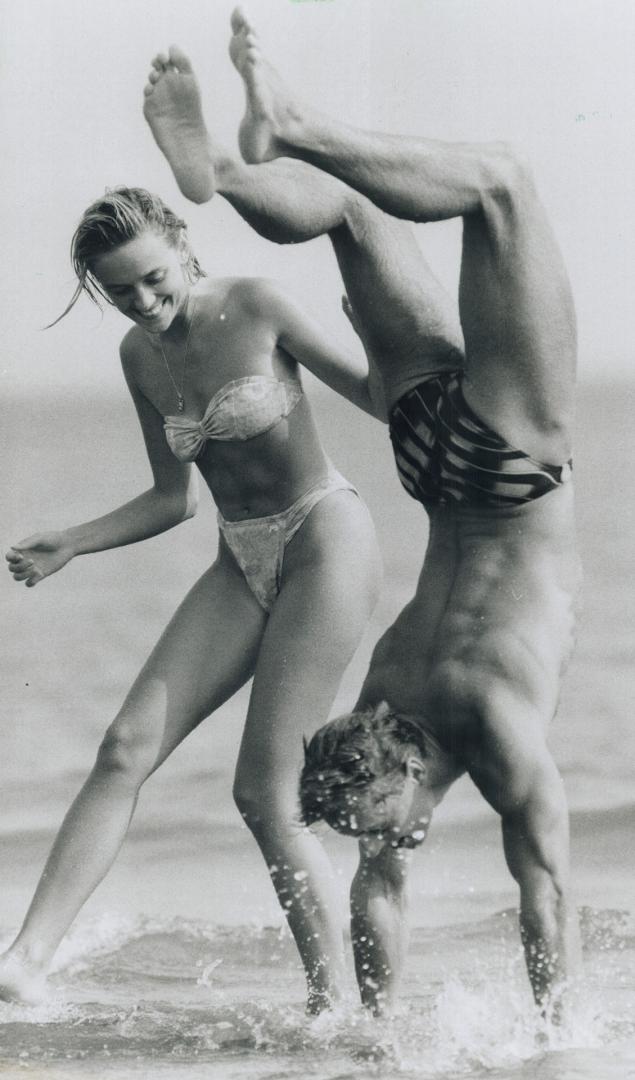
[95,714,158,786]
[233,773,298,841]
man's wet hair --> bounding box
[299,701,427,827]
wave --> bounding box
[1,909,634,1079]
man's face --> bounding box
[327,767,431,857]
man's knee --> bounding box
[479,142,536,215]
[341,191,384,239]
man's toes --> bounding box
[148,68,161,85]
[143,82,154,98]
[233,7,259,41]
[151,53,169,71]
[168,45,193,73]
[231,6,248,33]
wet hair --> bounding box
[299,702,427,827]
[50,186,206,325]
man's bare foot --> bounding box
[229,7,306,164]
[143,46,218,204]
[0,950,47,1005]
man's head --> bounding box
[299,702,440,855]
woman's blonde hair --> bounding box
[51,187,205,325]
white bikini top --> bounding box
[164,375,303,462]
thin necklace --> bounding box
[158,297,197,412]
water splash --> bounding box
[0,908,633,1079]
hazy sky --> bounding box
[2,0,634,393]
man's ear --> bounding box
[177,233,190,264]
[404,755,426,783]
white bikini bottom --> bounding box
[218,469,358,611]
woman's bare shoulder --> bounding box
[119,326,154,380]
[192,276,289,321]
[220,276,288,316]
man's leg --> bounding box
[230,8,501,221]
[144,51,464,391]
[230,10,577,462]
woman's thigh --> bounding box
[108,541,268,775]
[235,490,381,804]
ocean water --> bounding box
[1,382,634,1079]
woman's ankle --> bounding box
[4,939,50,973]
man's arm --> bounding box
[350,843,414,1014]
[472,722,582,1016]
[500,782,582,1015]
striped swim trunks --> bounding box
[389,371,572,509]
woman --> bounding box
[1,186,381,1012]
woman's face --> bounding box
[91,229,190,333]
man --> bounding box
[143,8,582,1017]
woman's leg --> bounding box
[229,11,577,462]
[0,545,267,1003]
[233,490,381,1013]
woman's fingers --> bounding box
[6,551,32,570]
[5,549,42,585]
[19,567,43,587]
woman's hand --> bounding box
[5,532,75,587]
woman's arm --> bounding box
[69,352,199,552]
[6,348,198,588]
[248,279,388,421]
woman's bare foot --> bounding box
[0,949,47,1005]
[143,46,219,204]
[229,7,306,164]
